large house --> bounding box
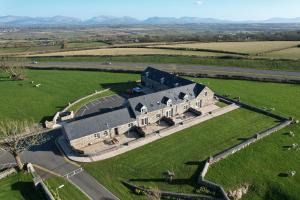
[63,67,215,150]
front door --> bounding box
[114,127,119,135]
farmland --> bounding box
[263,47,300,60]
[150,41,300,55]
[27,47,230,57]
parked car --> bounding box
[103,61,112,65]
[32,61,38,64]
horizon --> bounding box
[1,0,300,21]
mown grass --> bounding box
[83,108,277,199]
[191,78,300,200]
[0,70,138,122]
[0,172,44,200]
[45,176,89,200]
[32,55,300,72]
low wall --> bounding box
[27,163,55,200]
[216,94,290,121]
[0,167,17,180]
[211,119,293,164]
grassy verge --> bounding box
[45,176,89,200]
[32,55,300,71]
[0,172,44,200]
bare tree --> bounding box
[0,119,44,170]
[0,57,27,80]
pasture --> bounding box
[151,41,300,55]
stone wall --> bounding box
[0,167,17,180]
[27,163,55,200]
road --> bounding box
[29,61,300,81]
[0,128,118,200]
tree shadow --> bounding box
[264,183,296,200]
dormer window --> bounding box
[145,71,150,77]
[167,99,172,106]
[179,92,189,101]
[141,106,148,114]
[160,77,165,84]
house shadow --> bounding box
[100,81,141,99]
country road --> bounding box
[28,61,300,81]
[0,129,118,200]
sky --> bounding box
[1,0,300,20]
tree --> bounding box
[0,119,44,170]
[61,40,68,49]
[0,57,27,80]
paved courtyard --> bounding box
[75,95,126,118]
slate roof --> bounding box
[128,83,205,117]
[63,107,136,141]
[142,67,193,88]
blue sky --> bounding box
[1,0,300,20]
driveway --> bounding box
[0,128,118,200]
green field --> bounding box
[0,172,44,200]
[0,70,138,122]
[0,70,299,199]
[45,176,89,200]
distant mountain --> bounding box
[262,17,300,23]
[0,15,300,26]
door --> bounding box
[114,127,119,135]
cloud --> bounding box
[195,0,204,5]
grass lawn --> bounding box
[83,108,277,199]
[83,77,300,200]
[44,176,89,200]
[32,55,300,72]
[191,78,300,200]
[0,70,138,122]
[0,172,44,200]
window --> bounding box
[128,123,134,127]
[94,133,100,138]
[205,92,208,96]
[156,114,161,118]
[141,118,148,125]
[103,131,108,136]
[141,106,148,114]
